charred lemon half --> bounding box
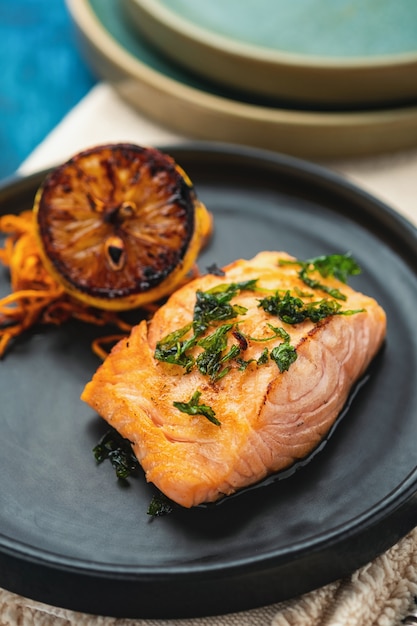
[33,143,212,311]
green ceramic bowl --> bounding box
[125,0,417,105]
[66,0,417,158]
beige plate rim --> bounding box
[65,0,417,158]
[128,0,417,70]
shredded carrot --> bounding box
[90,334,128,361]
[0,211,133,359]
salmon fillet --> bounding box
[81,251,386,508]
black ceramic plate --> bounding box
[1,143,417,619]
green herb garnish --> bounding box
[147,493,174,517]
[237,346,270,370]
[258,290,311,323]
[173,390,220,426]
[196,323,239,381]
[306,253,361,283]
[246,323,291,343]
[155,281,259,370]
[257,347,270,365]
[258,291,363,323]
[279,253,361,301]
[192,281,256,334]
[93,430,139,480]
[270,342,298,373]
[154,322,198,371]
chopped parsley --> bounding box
[258,291,363,323]
[192,280,256,334]
[306,253,361,284]
[257,347,270,365]
[93,431,175,516]
[173,390,220,426]
[259,291,359,324]
[154,322,196,371]
[154,281,259,367]
[270,342,298,373]
[279,253,361,301]
[93,430,139,480]
[147,493,174,517]
[246,323,291,343]
[196,323,241,381]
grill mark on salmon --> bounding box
[81,251,386,508]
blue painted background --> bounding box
[0,0,97,181]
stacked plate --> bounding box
[66,0,417,158]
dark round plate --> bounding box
[1,143,417,619]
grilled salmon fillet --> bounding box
[81,251,386,508]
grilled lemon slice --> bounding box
[33,143,212,311]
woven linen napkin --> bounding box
[3,81,417,626]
